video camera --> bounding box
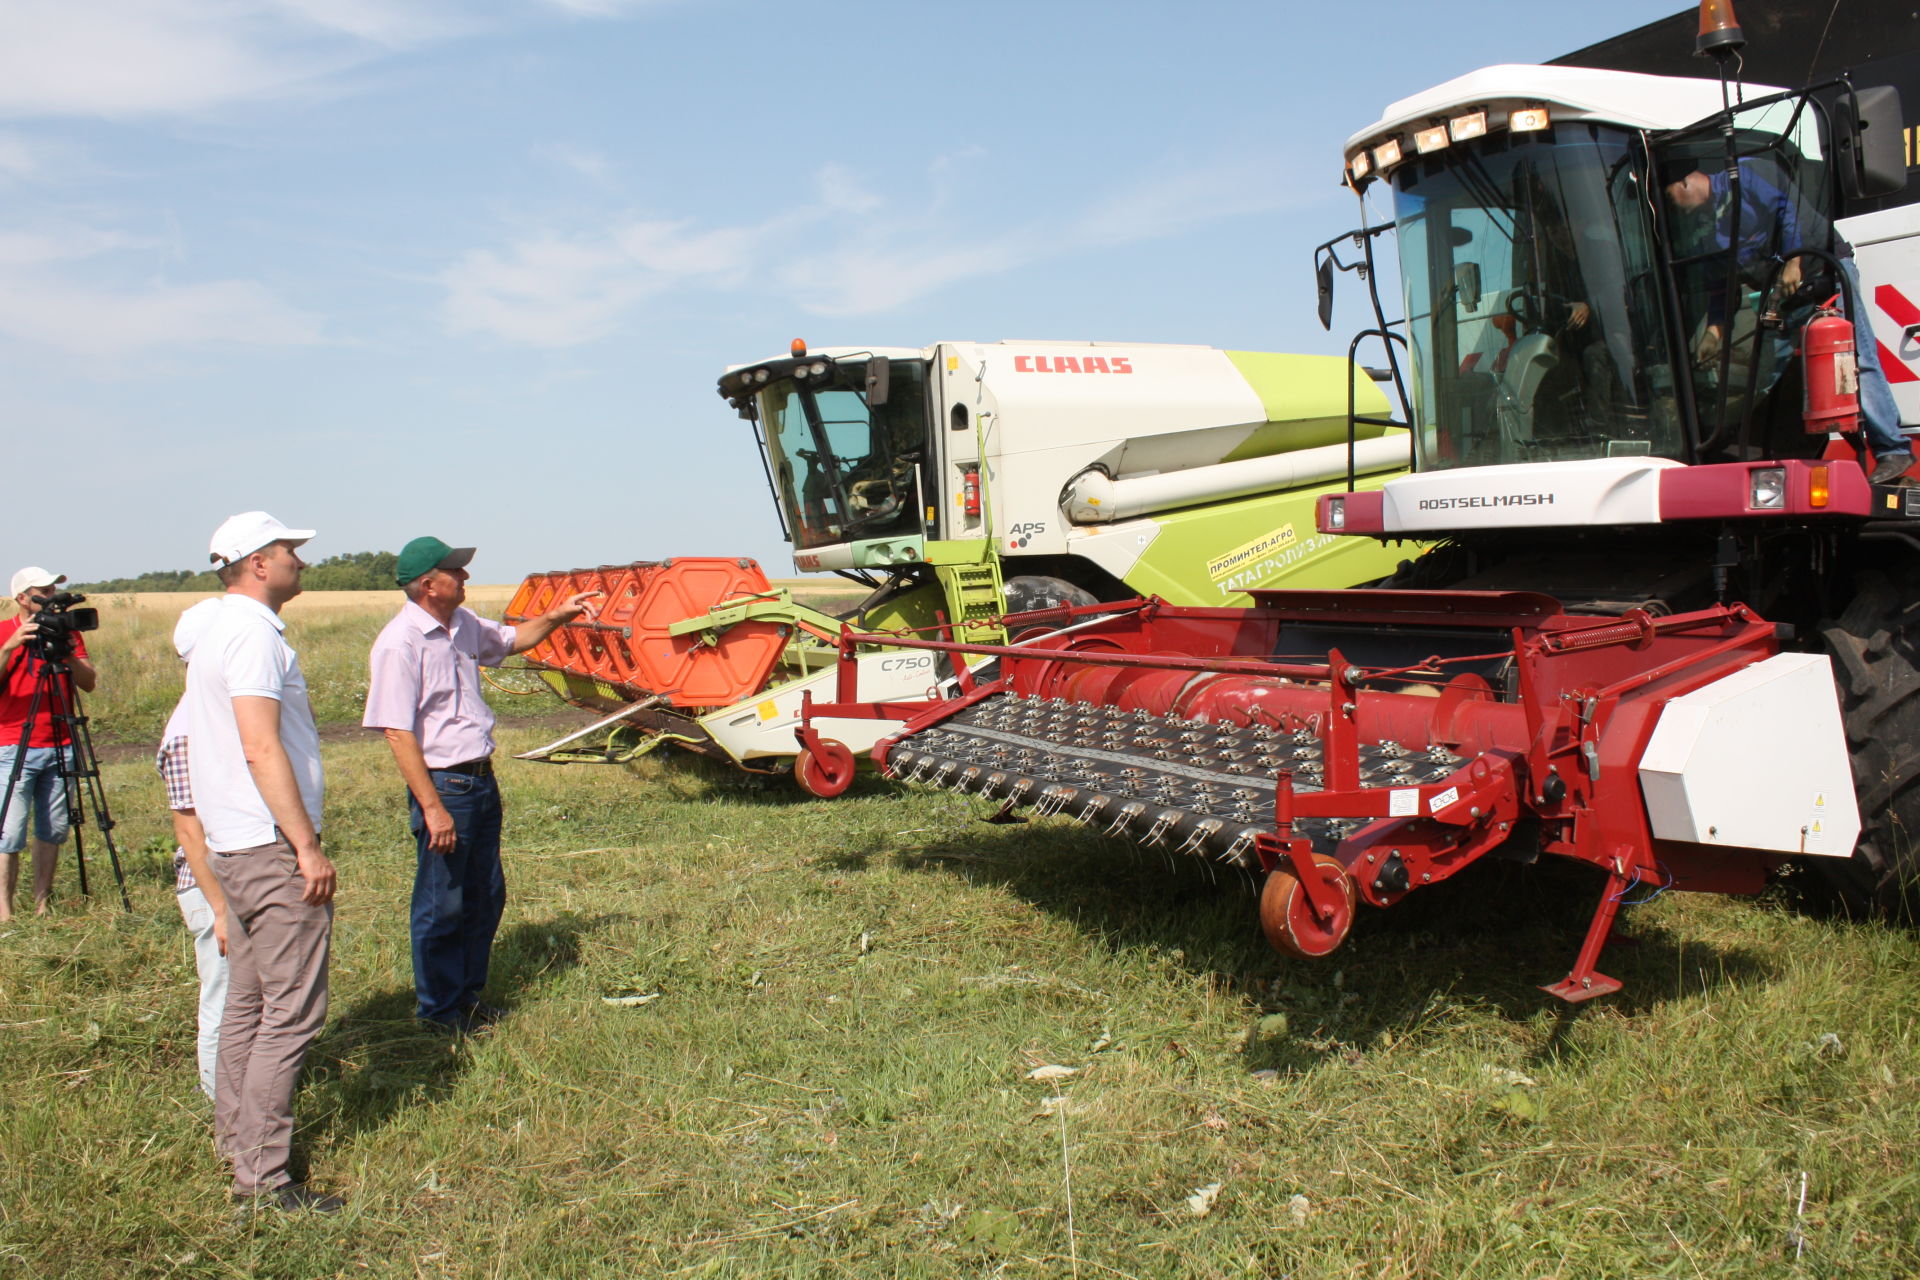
[27,591,99,662]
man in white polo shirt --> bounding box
[186,511,341,1215]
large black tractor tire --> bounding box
[1816,565,1920,917]
[1002,575,1099,614]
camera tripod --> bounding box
[0,642,130,913]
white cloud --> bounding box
[0,131,50,180]
[0,276,323,359]
[440,153,1305,341]
[536,142,617,184]
[812,164,882,216]
[270,0,462,45]
[1072,160,1301,248]
[0,219,321,361]
[0,0,639,120]
[776,235,1035,317]
[535,0,672,15]
[0,226,146,268]
[441,217,759,346]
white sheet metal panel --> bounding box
[1375,457,1682,533]
[699,649,944,760]
[1839,204,1920,437]
[1638,652,1860,857]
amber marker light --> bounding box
[1810,465,1831,508]
[791,338,808,357]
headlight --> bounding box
[1749,467,1787,509]
[1449,110,1488,142]
[1327,497,1347,530]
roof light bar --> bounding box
[1347,103,1549,185]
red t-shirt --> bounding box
[0,617,89,748]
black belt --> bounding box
[434,758,493,777]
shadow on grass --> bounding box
[630,749,900,807]
[295,910,624,1165]
[832,816,1775,1051]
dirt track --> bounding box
[93,704,598,766]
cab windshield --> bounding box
[1392,123,1684,469]
[755,359,931,551]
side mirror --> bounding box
[1454,262,1482,312]
[1837,85,1907,200]
[865,357,892,407]
[1316,255,1335,330]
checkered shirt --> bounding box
[156,736,196,892]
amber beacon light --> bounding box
[1695,0,1745,59]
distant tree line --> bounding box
[76,550,401,594]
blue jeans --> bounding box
[1755,259,1906,455]
[407,768,505,1025]
[1843,258,1909,457]
[0,746,71,853]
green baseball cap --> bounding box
[396,536,476,586]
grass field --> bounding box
[0,594,1916,1277]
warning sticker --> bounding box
[757,700,781,721]
[1429,785,1460,813]
[1808,790,1830,846]
[1389,788,1419,817]
[1206,524,1299,583]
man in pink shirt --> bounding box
[363,537,597,1033]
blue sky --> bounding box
[3,0,1690,585]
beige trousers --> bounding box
[209,837,331,1192]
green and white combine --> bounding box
[515,339,1421,787]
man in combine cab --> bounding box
[363,538,598,1035]
[0,567,97,921]
[1664,163,1911,481]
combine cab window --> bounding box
[1653,99,1833,449]
[756,360,930,551]
[1393,123,1683,469]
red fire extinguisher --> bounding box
[961,465,982,517]
[1802,295,1861,436]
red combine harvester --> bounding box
[798,4,1920,999]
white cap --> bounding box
[10,566,64,597]
[172,598,224,661]
[208,512,315,567]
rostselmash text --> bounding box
[1416,493,1557,511]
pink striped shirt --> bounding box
[362,602,515,768]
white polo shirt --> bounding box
[185,594,324,853]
